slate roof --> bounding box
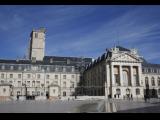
[116,46,131,52]
[0,56,92,66]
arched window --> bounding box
[158,77,160,86]
[116,89,121,95]
[145,77,149,85]
[123,70,129,86]
[136,88,140,95]
[151,77,155,86]
[126,88,130,95]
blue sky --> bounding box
[0,5,160,63]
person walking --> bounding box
[131,94,133,100]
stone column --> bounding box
[130,66,134,86]
[119,65,123,86]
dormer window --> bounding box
[50,58,53,63]
[67,59,70,64]
[10,66,14,70]
[71,67,75,72]
[2,65,5,70]
[18,66,22,70]
[63,67,66,72]
[46,67,50,71]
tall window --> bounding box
[115,74,120,86]
[37,91,40,96]
[18,81,21,87]
[63,75,66,79]
[63,81,66,88]
[27,74,31,79]
[18,74,21,79]
[71,75,74,79]
[145,77,149,85]
[136,88,140,95]
[37,74,40,79]
[36,81,40,87]
[114,67,120,86]
[1,73,4,79]
[46,81,49,86]
[27,81,30,87]
[70,82,74,88]
[151,77,155,86]
[55,75,58,79]
[32,81,35,87]
[10,74,13,78]
[134,75,139,86]
[46,75,50,79]
[123,70,129,86]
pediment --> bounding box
[111,53,141,62]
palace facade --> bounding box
[0,28,92,100]
[0,28,160,100]
[83,46,160,99]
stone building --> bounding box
[0,28,92,100]
[83,46,160,99]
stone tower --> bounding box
[29,28,46,61]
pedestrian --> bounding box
[68,97,70,101]
[17,95,19,101]
[131,94,132,100]
[144,95,147,102]
[114,94,116,99]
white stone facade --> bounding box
[0,68,80,98]
[84,46,160,99]
[29,28,45,61]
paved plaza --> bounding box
[0,98,160,113]
[0,99,102,113]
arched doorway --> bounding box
[63,91,66,96]
[126,88,130,99]
[116,89,121,98]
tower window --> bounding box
[35,33,38,38]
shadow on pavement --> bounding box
[117,104,160,113]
